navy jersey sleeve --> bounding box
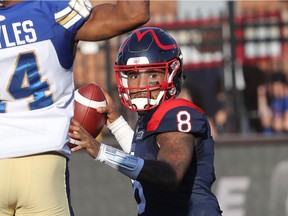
[146,98,208,136]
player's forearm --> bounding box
[107,116,134,153]
[95,144,180,192]
[76,1,150,41]
[97,0,150,39]
[115,0,150,30]
[96,143,144,179]
[137,160,179,192]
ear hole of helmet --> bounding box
[167,60,184,97]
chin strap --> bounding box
[130,85,166,110]
[131,98,158,110]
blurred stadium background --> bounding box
[70,1,288,216]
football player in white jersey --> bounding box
[0,1,150,215]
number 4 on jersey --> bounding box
[0,51,53,113]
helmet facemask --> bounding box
[114,27,184,112]
[114,59,181,112]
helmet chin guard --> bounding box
[130,89,166,111]
[116,61,179,112]
[130,98,158,110]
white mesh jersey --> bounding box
[0,0,92,159]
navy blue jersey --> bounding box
[131,98,222,216]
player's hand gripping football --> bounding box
[96,88,121,126]
[69,119,100,158]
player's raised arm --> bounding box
[75,0,150,41]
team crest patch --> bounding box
[133,57,140,64]
[136,130,144,140]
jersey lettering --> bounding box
[177,110,192,132]
[0,20,37,48]
[130,147,146,214]
[133,180,146,214]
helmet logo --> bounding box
[133,57,140,64]
[127,57,149,65]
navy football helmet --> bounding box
[114,27,185,111]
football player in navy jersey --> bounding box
[70,27,222,216]
[0,1,149,215]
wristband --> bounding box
[96,143,144,179]
[107,116,134,153]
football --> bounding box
[69,82,107,148]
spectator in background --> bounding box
[257,72,288,135]
[179,67,227,138]
[242,64,266,133]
